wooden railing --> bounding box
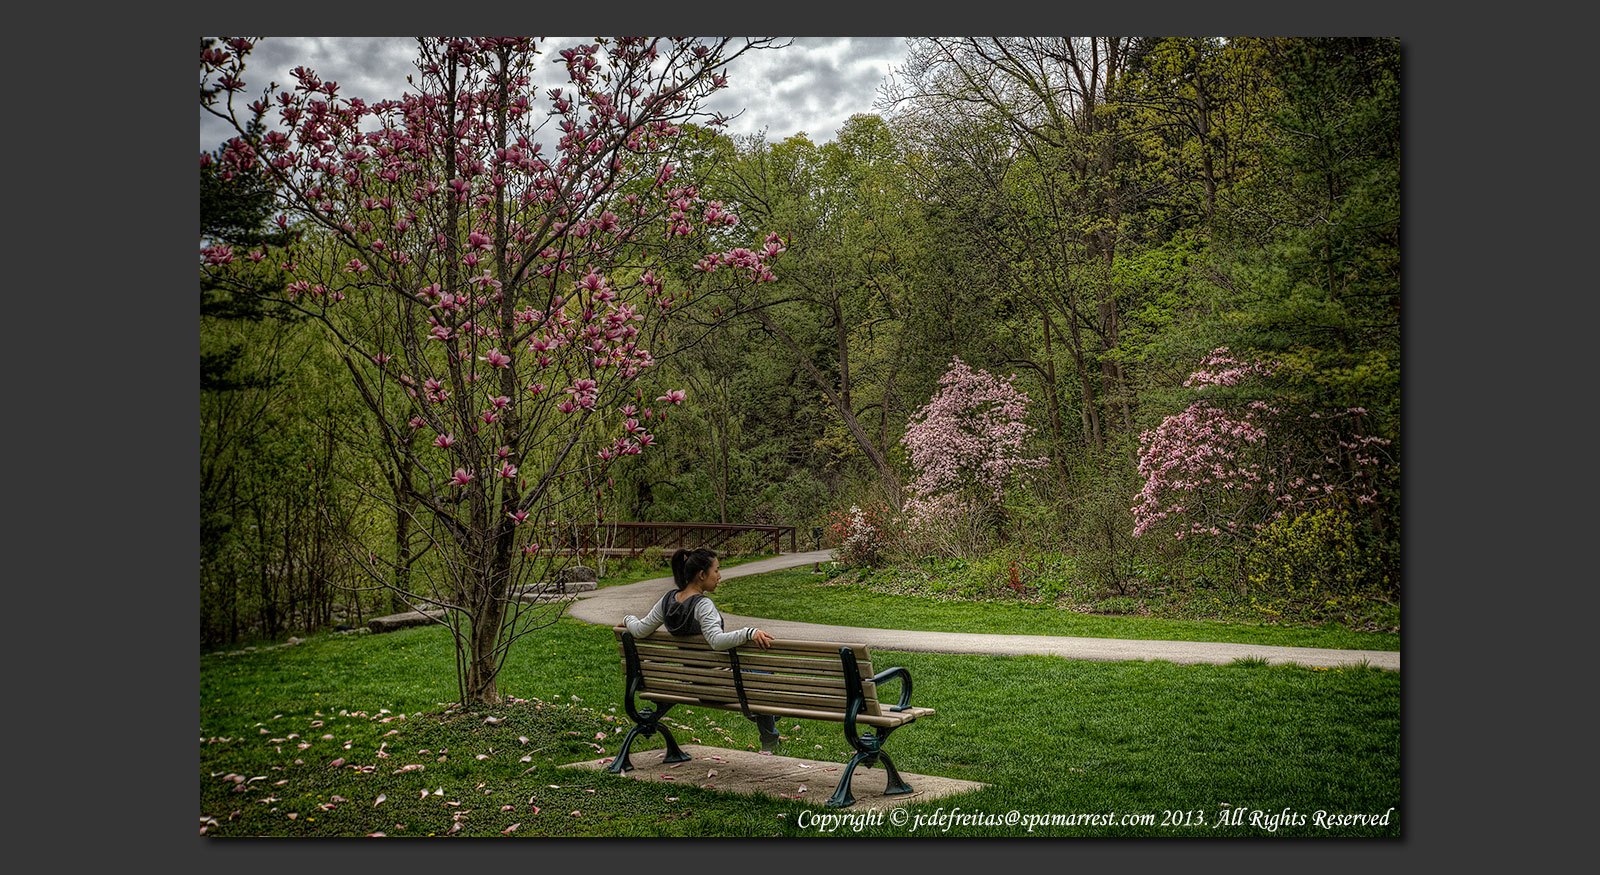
[555,522,797,558]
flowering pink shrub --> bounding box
[901,357,1049,540]
[1132,348,1395,547]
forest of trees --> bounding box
[201,37,1400,666]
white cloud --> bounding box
[200,36,908,152]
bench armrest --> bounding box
[871,666,914,711]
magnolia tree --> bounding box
[200,37,784,705]
[900,357,1049,554]
[1131,348,1396,569]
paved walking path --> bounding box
[564,550,1400,671]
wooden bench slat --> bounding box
[638,668,853,703]
[642,678,854,712]
[636,662,884,718]
[625,630,870,660]
[633,651,883,716]
[636,660,864,694]
[636,691,923,728]
[627,643,874,679]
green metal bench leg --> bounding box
[609,700,692,773]
[658,724,692,764]
[607,724,645,773]
[876,750,913,796]
[827,749,874,808]
[829,723,914,807]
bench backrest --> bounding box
[615,628,883,719]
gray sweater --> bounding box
[622,591,757,651]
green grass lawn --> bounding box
[709,568,1400,652]
[200,616,1400,837]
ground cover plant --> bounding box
[711,567,1399,652]
[201,612,1399,837]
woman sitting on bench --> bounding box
[621,548,783,752]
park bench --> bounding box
[609,627,935,808]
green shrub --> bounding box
[639,544,669,569]
[1029,554,1078,602]
[1243,505,1400,629]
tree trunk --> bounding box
[752,307,903,506]
[1062,295,1102,451]
[1039,304,1071,488]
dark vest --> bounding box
[661,591,705,637]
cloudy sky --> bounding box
[200,37,910,153]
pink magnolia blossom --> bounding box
[201,37,791,700]
[901,357,1047,529]
[1132,349,1396,541]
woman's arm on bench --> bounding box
[621,594,667,639]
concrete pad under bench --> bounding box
[562,744,987,809]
